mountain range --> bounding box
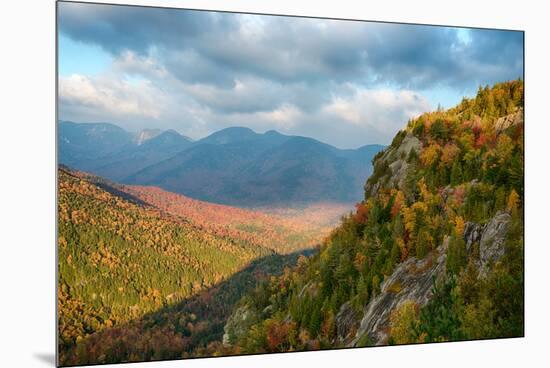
[59,121,384,206]
[58,80,524,365]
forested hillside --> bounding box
[58,168,323,365]
[59,122,384,207]
[58,80,524,366]
[118,184,347,254]
[217,80,524,354]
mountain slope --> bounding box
[134,128,162,145]
[59,121,384,207]
[57,167,272,359]
[85,130,194,181]
[57,167,342,365]
[126,130,384,206]
[58,121,134,166]
[58,122,194,181]
[218,80,524,353]
[105,182,344,254]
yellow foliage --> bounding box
[420,143,441,167]
[387,280,403,294]
[391,190,406,218]
[454,216,465,236]
[495,134,514,164]
[353,253,367,272]
[440,143,460,167]
[418,178,431,202]
[507,189,520,213]
[389,301,419,344]
[411,201,428,214]
[401,207,416,234]
[396,238,408,261]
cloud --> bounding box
[59,3,523,90]
[59,74,164,120]
[322,87,432,138]
[57,2,523,147]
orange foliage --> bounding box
[121,184,352,254]
[354,202,369,224]
[440,143,460,167]
[266,320,296,352]
[420,143,441,167]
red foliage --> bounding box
[120,185,352,253]
[266,320,295,352]
[354,202,369,224]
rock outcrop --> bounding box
[222,304,258,345]
[338,210,512,347]
[346,238,449,347]
[222,150,516,350]
[495,108,523,135]
[478,211,511,276]
[335,301,361,344]
[463,221,484,254]
[365,133,422,197]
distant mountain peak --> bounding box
[164,129,180,135]
[199,126,258,145]
[264,129,283,136]
[135,128,162,145]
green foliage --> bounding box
[389,301,420,344]
[228,80,523,354]
[58,169,311,365]
[450,160,463,186]
[446,235,468,275]
[458,214,524,339]
[59,80,524,363]
[414,277,464,342]
[430,119,449,140]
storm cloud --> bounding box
[57,1,523,147]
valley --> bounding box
[59,123,384,207]
[58,81,523,366]
[57,167,352,365]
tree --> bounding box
[389,301,420,344]
[391,191,406,219]
[415,278,463,342]
[447,235,467,275]
[507,189,520,215]
[308,306,322,336]
[415,230,431,259]
[454,216,465,237]
[450,160,463,186]
[441,143,460,168]
[420,143,441,167]
[430,119,449,140]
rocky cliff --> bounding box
[220,80,524,353]
[338,210,512,347]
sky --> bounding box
[57,2,524,148]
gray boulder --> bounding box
[478,211,511,276]
[335,301,361,344]
[495,109,524,135]
[348,238,449,346]
[365,132,422,197]
[222,304,258,346]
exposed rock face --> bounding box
[478,211,511,276]
[365,133,422,197]
[340,210,512,347]
[335,301,361,344]
[464,221,484,254]
[348,238,449,347]
[222,304,258,345]
[222,208,512,349]
[495,109,524,135]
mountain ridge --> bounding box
[59,121,385,206]
[217,79,524,354]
